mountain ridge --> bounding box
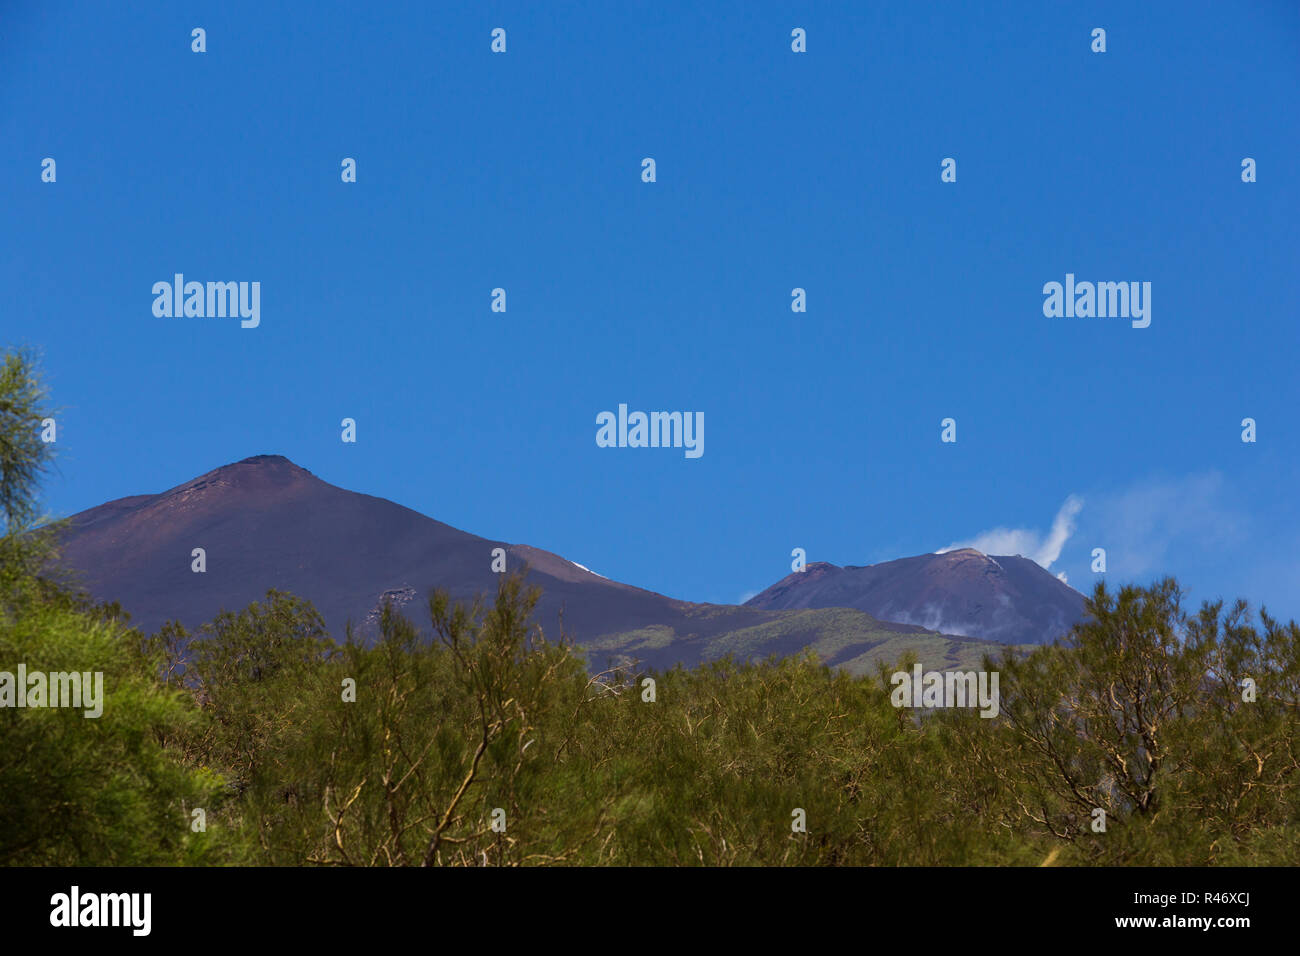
[54,455,1052,673]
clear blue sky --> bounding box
[3,1,1298,620]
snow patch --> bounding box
[571,560,606,579]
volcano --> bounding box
[744,549,1087,646]
[54,455,1007,673]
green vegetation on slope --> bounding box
[584,605,1019,676]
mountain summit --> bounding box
[744,548,1086,645]
[59,454,647,643]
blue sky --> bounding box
[3,1,1298,620]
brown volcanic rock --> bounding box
[744,548,1086,645]
[55,456,1054,670]
[57,455,677,644]
[57,455,907,671]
